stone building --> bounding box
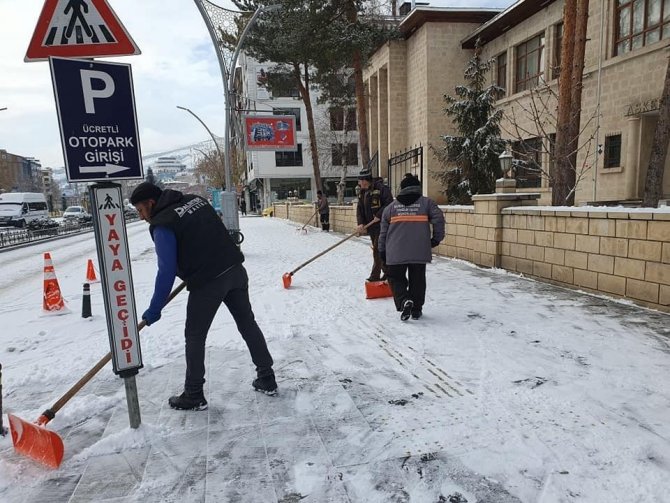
[364,0,670,206]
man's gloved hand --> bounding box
[142,308,161,326]
[380,251,386,263]
[430,238,440,248]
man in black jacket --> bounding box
[130,182,277,411]
[356,168,393,282]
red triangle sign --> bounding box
[25,0,140,62]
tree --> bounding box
[642,55,670,207]
[232,0,394,192]
[232,0,346,194]
[552,0,589,206]
[194,148,226,189]
[433,45,505,204]
[316,0,397,169]
[500,83,597,195]
[314,104,359,204]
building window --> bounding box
[275,144,303,167]
[515,33,545,93]
[615,0,670,55]
[331,143,359,166]
[604,134,622,168]
[273,108,301,131]
[553,22,563,80]
[496,52,507,94]
[330,107,357,131]
[512,137,543,188]
[258,70,300,98]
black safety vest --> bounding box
[149,190,244,290]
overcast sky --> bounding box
[0,0,513,169]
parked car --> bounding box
[63,206,92,222]
[0,192,49,228]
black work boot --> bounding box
[252,374,278,396]
[168,391,208,411]
[400,299,414,321]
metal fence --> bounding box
[387,145,423,195]
[0,221,97,249]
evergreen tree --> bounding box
[434,45,505,204]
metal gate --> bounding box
[387,145,423,195]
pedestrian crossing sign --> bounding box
[25,0,140,62]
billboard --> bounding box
[244,115,296,151]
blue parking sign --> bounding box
[50,56,144,182]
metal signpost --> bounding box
[28,1,145,430]
[50,57,143,183]
[89,183,143,426]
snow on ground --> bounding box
[1,215,670,502]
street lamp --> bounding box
[499,144,514,179]
[193,1,281,234]
[176,105,225,182]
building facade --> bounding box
[150,156,188,182]
[0,150,43,193]
[364,0,670,206]
[236,53,361,211]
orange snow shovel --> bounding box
[282,220,377,288]
[9,281,186,469]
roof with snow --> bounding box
[399,6,502,38]
[461,0,560,48]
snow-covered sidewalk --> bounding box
[1,215,669,502]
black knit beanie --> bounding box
[400,173,421,189]
[130,182,162,204]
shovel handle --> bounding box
[299,208,319,231]
[37,281,187,425]
[290,220,377,276]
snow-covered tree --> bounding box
[434,45,505,204]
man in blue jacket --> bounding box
[130,182,277,410]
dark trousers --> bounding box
[386,263,426,311]
[319,212,329,231]
[369,232,387,280]
[184,264,273,394]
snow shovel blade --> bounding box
[282,272,292,289]
[8,413,64,469]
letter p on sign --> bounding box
[81,69,115,114]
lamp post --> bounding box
[193,1,280,234]
[176,105,225,182]
[499,145,513,179]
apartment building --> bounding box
[236,52,361,211]
[365,0,670,205]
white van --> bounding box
[0,192,49,228]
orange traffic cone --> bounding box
[43,252,69,314]
[85,259,99,283]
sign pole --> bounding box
[89,182,144,430]
[123,373,141,429]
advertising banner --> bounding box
[244,115,296,151]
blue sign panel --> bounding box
[49,56,144,182]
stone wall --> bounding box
[274,190,670,312]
